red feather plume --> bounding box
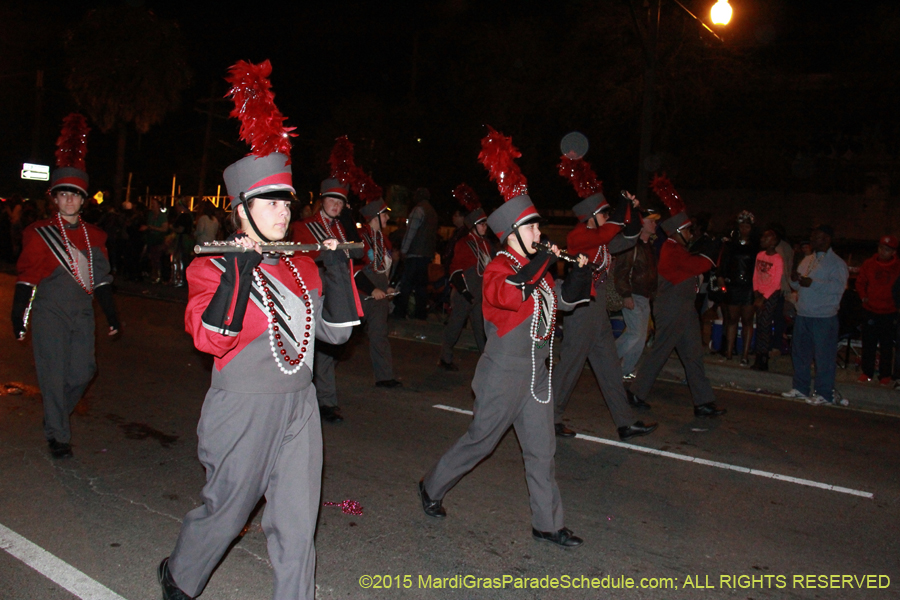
[55,113,90,170]
[558,156,603,199]
[650,173,685,215]
[477,126,528,202]
[452,184,480,212]
[328,136,357,184]
[225,59,296,163]
[351,166,383,204]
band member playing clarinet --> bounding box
[418,128,593,548]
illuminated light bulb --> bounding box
[711,0,732,25]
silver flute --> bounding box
[531,241,605,272]
[194,241,364,255]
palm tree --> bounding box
[64,6,192,203]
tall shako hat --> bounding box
[354,166,388,221]
[51,113,90,197]
[478,126,538,242]
[322,136,355,200]
[651,174,691,236]
[453,184,485,229]
[558,155,607,222]
[222,59,296,210]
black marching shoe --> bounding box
[532,527,583,548]
[694,402,727,418]
[418,479,446,518]
[751,353,769,371]
[626,390,652,411]
[158,558,193,600]
[617,420,658,441]
[438,359,459,372]
[320,406,344,423]
[48,439,73,459]
[555,423,576,438]
[375,379,403,388]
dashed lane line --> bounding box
[431,404,875,499]
[0,522,128,600]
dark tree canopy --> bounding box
[64,6,192,134]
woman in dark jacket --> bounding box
[721,210,759,365]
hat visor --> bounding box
[50,185,87,198]
[513,213,544,229]
[321,192,348,201]
[246,189,298,202]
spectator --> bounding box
[143,198,169,283]
[614,211,660,379]
[782,225,849,405]
[720,210,759,366]
[771,222,793,354]
[170,201,194,287]
[751,227,784,371]
[122,200,144,281]
[395,187,438,320]
[194,201,219,247]
[855,235,900,384]
[97,203,126,275]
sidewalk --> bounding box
[113,279,900,419]
[386,311,900,418]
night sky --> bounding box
[1,0,897,216]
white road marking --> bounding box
[0,523,128,600]
[432,404,875,499]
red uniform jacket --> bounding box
[856,255,900,314]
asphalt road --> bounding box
[0,276,898,600]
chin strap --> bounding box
[239,192,272,243]
[514,227,537,259]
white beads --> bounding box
[254,257,315,375]
[56,213,94,294]
[498,251,557,404]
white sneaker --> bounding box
[622,372,636,381]
[782,389,808,399]
[806,394,830,406]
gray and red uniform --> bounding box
[423,248,589,532]
[629,238,716,405]
[14,217,117,444]
[168,249,355,600]
[440,230,494,362]
[553,211,640,429]
[354,222,395,382]
[291,211,363,408]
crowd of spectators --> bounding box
[613,210,900,402]
[0,195,229,286]
[5,190,900,398]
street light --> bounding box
[711,0,733,26]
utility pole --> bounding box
[636,0,660,204]
[196,82,228,197]
[30,70,44,161]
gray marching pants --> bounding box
[169,386,322,600]
[360,294,394,382]
[553,293,635,428]
[440,289,486,364]
[31,304,96,443]
[423,354,564,533]
[630,298,716,407]
[313,344,339,407]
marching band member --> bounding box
[419,128,592,548]
[12,113,119,459]
[158,60,358,600]
[438,184,494,370]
